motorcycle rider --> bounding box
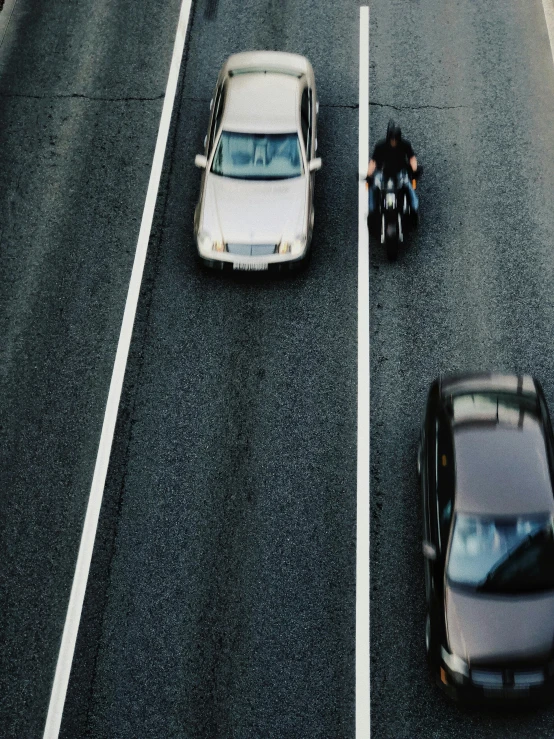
[367,119,419,225]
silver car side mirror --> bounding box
[422,541,437,560]
[195,154,208,169]
[309,157,322,172]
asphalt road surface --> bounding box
[61,1,360,737]
[2,0,554,737]
[369,0,554,737]
[0,0,182,735]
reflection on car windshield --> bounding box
[211,131,303,180]
[447,514,554,594]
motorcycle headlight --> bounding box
[385,193,396,208]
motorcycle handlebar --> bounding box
[363,165,422,186]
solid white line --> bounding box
[42,1,193,736]
[357,6,370,739]
[542,0,554,62]
[0,0,19,49]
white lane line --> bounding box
[357,6,370,739]
[0,0,19,50]
[42,1,193,736]
[542,0,554,61]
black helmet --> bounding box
[386,119,401,142]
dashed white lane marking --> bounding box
[542,0,554,62]
[357,6,370,739]
[42,1,193,736]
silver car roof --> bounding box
[222,73,300,134]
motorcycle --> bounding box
[367,166,422,262]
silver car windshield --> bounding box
[211,131,303,180]
[447,514,554,594]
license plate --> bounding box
[233,262,268,271]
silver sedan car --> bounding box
[194,51,321,271]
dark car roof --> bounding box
[453,412,554,516]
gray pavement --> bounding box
[3,0,554,737]
[61,1,359,737]
[0,0,182,736]
[369,0,554,737]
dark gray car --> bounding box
[418,373,554,703]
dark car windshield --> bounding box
[211,131,303,180]
[447,514,554,594]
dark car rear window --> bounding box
[447,392,538,425]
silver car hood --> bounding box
[202,173,307,244]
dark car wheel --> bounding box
[425,612,431,654]
[425,609,442,669]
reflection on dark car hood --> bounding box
[446,585,554,665]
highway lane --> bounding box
[61,1,361,737]
[369,0,554,737]
[6,0,554,736]
[0,0,182,736]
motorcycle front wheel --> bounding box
[385,223,399,261]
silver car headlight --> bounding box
[279,235,306,256]
[198,230,224,254]
[290,236,306,255]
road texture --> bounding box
[0,0,182,736]
[369,0,554,737]
[3,0,554,737]
[60,1,360,738]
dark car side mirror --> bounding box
[422,541,437,560]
